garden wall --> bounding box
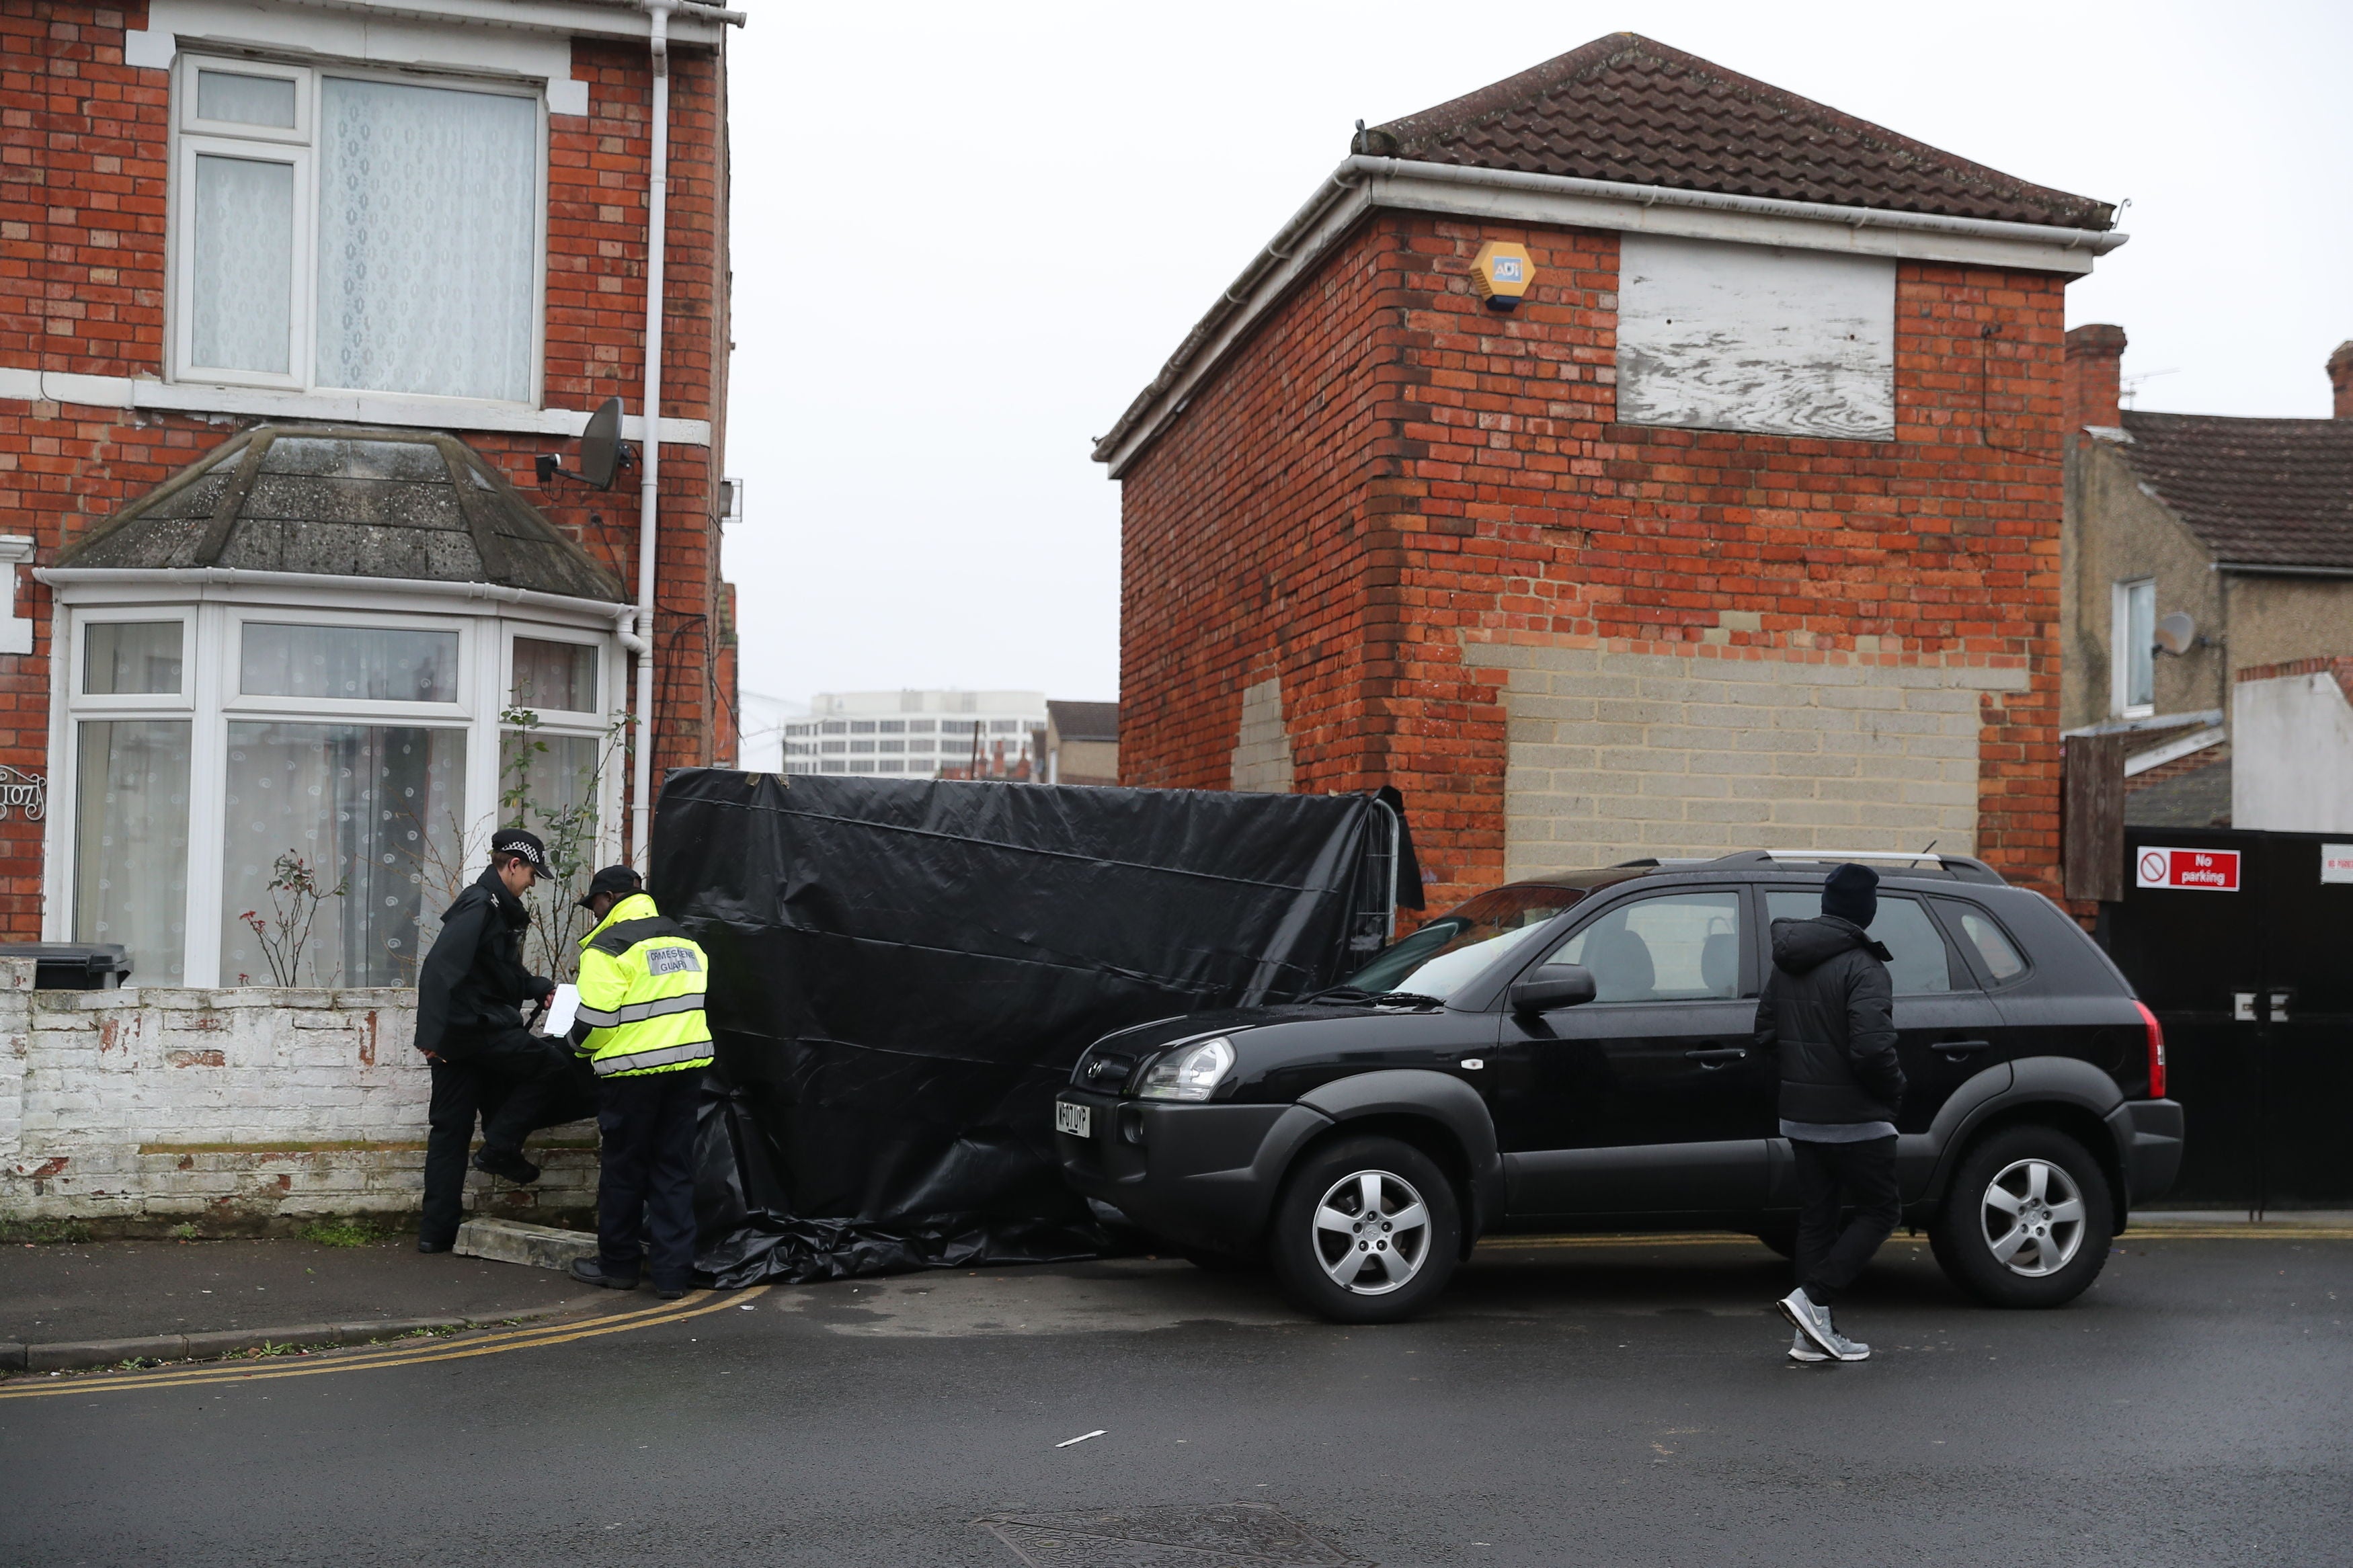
[0,962,595,1231]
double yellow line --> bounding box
[0,1285,770,1402]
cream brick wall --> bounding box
[1465,641,2030,881]
[1230,676,1295,793]
[0,964,596,1228]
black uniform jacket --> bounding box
[1752,915,1905,1125]
[413,868,553,1057]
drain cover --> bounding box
[978,1503,1367,1567]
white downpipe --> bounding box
[631,1,673,872]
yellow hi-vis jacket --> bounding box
[570,893,714,1078]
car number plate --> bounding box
[1053,1100,1092,1139]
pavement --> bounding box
[1,1233,595,1360]
[1,1226,2348,1567]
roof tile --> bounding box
[1365,34,2113,230]
[2116,412,2353,571]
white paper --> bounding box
[542,983,580,1036]
[2323,845,2353,884]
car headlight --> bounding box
[1137,1036,1234,1102]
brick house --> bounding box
[1099,34,2124,907]
[2060,327,2353,831]
[0,0,740,990]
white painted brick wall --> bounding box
[1465,641,2030,881]
[0,962,596,1227]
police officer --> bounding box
[563,865,714,1300]
[413,828,569,1253]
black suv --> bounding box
[1054,851,2184,1323]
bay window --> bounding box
[172,56,543,404]
[51,594,620,991]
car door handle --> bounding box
[1684,1047,1748,1067]
[1933,1039,1991,1057]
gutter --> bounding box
[1091,154,2128,473]
[36,566,638,630]
[2215,561,2353,579]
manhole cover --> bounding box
[978,1503,1369,1567]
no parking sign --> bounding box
[2135,846,2241,891]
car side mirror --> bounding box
[1509,966,1596,1014]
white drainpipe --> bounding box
[629,0,742,870]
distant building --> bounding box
[784,690,1047,778]
[2061,327,2353,830]
[1044,702,1119,785]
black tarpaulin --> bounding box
[649,770,1399,1285]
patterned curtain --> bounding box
[315,78,536,402]
[190,154,293,374]
[74,721,193,983]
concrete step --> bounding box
[454,1217,599,1272]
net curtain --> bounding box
[315,78,536,403]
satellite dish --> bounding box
[2154,611,2196,655]
[533,397,635,491]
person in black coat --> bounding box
[413,828,571,1252]
[1755,862,1905,1363]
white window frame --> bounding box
[46,584,623,989]
[2112,578,2157,718]
[503,628,608,723]
[69,610,196,712]
[166,52,549,409]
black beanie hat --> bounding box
[1822,862,1879,927]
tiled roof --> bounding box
[2116,412,2353,571]
[60,426,626,602]
[1047,700,1119,743]
[1361,34,2114,230]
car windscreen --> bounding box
[1341,884,1587,1000]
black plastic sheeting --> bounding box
[649,770,1404,1285]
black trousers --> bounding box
[1792,1134,1901,1307]
[420,1027,573,1247]
[595,1068,702,1291]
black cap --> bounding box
[577,864,643,910]
[489,827,553,880]
[1823,862,1880,928]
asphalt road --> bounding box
[3,1233,2348,1568]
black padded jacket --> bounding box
[1753,915,1905,1126]
[413,868,552,1057]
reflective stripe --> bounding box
[573,1001,623,1028]
[610,992,707,1026]
[592,1039,714,1077]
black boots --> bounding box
[470,1146,542,1184]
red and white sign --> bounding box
[2135,846,2241,892]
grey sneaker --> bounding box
[1788,1329,1829,1364]
[1822,1328,1871,1362]
[1777,1288,1837,1357]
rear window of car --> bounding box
[1949,905,2028,983]
[1766,889,1966,994]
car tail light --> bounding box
[2135,1001,2166,1098]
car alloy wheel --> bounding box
[1979,1157,2087,1278]
[1309,1168,1431,1295]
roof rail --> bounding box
[1706,850,2008,886]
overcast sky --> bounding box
[719,0,2350,720]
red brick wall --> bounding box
[0,4,733,937]
[1120,208,2069,907]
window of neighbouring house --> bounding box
[2114,579,2156,716]
[1616,234,1897,442]
[173,57,541,403]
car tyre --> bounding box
[1266,1134,1460,1324]
[1752,1225,1796,1261]
[1929,1124,2113,1308]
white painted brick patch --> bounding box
[0,962,596,1225]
